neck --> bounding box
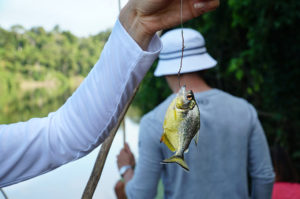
[166,73,211,93]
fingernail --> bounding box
[194,2,205,9]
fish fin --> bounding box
[173,108,177,120]
[160,134,176,152]
[161,155,189,171]
[160,134,164,143]
[194,131,200,146]
[184,148,189,153]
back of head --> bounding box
[154,28,217,77]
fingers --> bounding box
[174,0,219,27]
[117,150,133,161]
[117,144,131,159]
[124,143,130,152]
[124,143,133,154]
[191,0,219,17]
[117,145,135,169]
[202,0,220,12]
[116,144,135,169]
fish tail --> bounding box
[161,155,190,171]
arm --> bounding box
[117,143,136,184]
[0,20,161,187]
[125,117,163,199]
[115,143,135,199]
[247,105,275,199]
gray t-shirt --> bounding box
[126,89,275,199]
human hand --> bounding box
[114,180,127,199]
[120,0,220,49]
[117,143,135,169]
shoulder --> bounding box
[212,89,250,104]
[198,89,258,123]
[213,89,257,114]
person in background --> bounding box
[0,0,219,187]
[271,145,300,199]
[116,28,275,199]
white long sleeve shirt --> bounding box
[0,19,162,187]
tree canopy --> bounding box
[0,25,110,122]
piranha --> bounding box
[160,86,200,171]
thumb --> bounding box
[124,143,131,152]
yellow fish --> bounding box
[160,86,200,171]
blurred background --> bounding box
[0,0,299,198]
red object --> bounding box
[272,182,300,199]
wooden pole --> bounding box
[82,86,139,199]
[0,189,8,199]
[118,0,126,148]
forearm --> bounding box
[123,168,134,185]
[251,179,274,199]
[248,105,275,199]
[0,20,161,187]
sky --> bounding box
[2,118,139,199]
[0,0,128,37]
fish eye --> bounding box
[187,94,193,100]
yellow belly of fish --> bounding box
[161,100,183,152]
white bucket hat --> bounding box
[154,28,217,77]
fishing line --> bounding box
[177,0,185,88]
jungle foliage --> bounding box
[0,25,110,122]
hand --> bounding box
[117,143,135,169]
[114,180,127,199]
[120,0,220,49]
